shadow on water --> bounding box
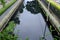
[18,3,25,13]
[26,1,40,14]
[10,9,20,24]
[4,7,21,30]
[26,1,42,14]
[10,2,25,24]
[11,3,25,25]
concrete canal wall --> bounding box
[0,0,23,32]
[37,0,60,34]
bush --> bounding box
[0,21,17,40]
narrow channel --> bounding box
[14,0,53,40]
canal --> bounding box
[13,0,53,40]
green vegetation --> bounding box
[54,38,57,40]
[0,0,5,7]
[50,25,55,32]
[0,0,16,15]
[0,21,17,40]
[25,37,29,40]
[4,21,16,32]
[49,25,60,40]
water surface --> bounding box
[14,0,53,40]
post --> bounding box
[47,2,50,21]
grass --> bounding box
[0,0,16,15]
[4,21,16,32]
[0,21,17,40]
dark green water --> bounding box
[14,0,53,40]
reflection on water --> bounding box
[26,1,42,14]
[10,10,20,24]
[14,0,53,40]
[18,4,24,13]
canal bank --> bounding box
[0,0,23,31]
[38,0,60,32]
[37,0,60,34]
[37,0,60,39]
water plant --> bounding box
[0,21,17,40]
[39,32,51,40]
[25,37,29,40]
[50,25,55,32]
[54,38,57,40]
[49,25,60,40]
